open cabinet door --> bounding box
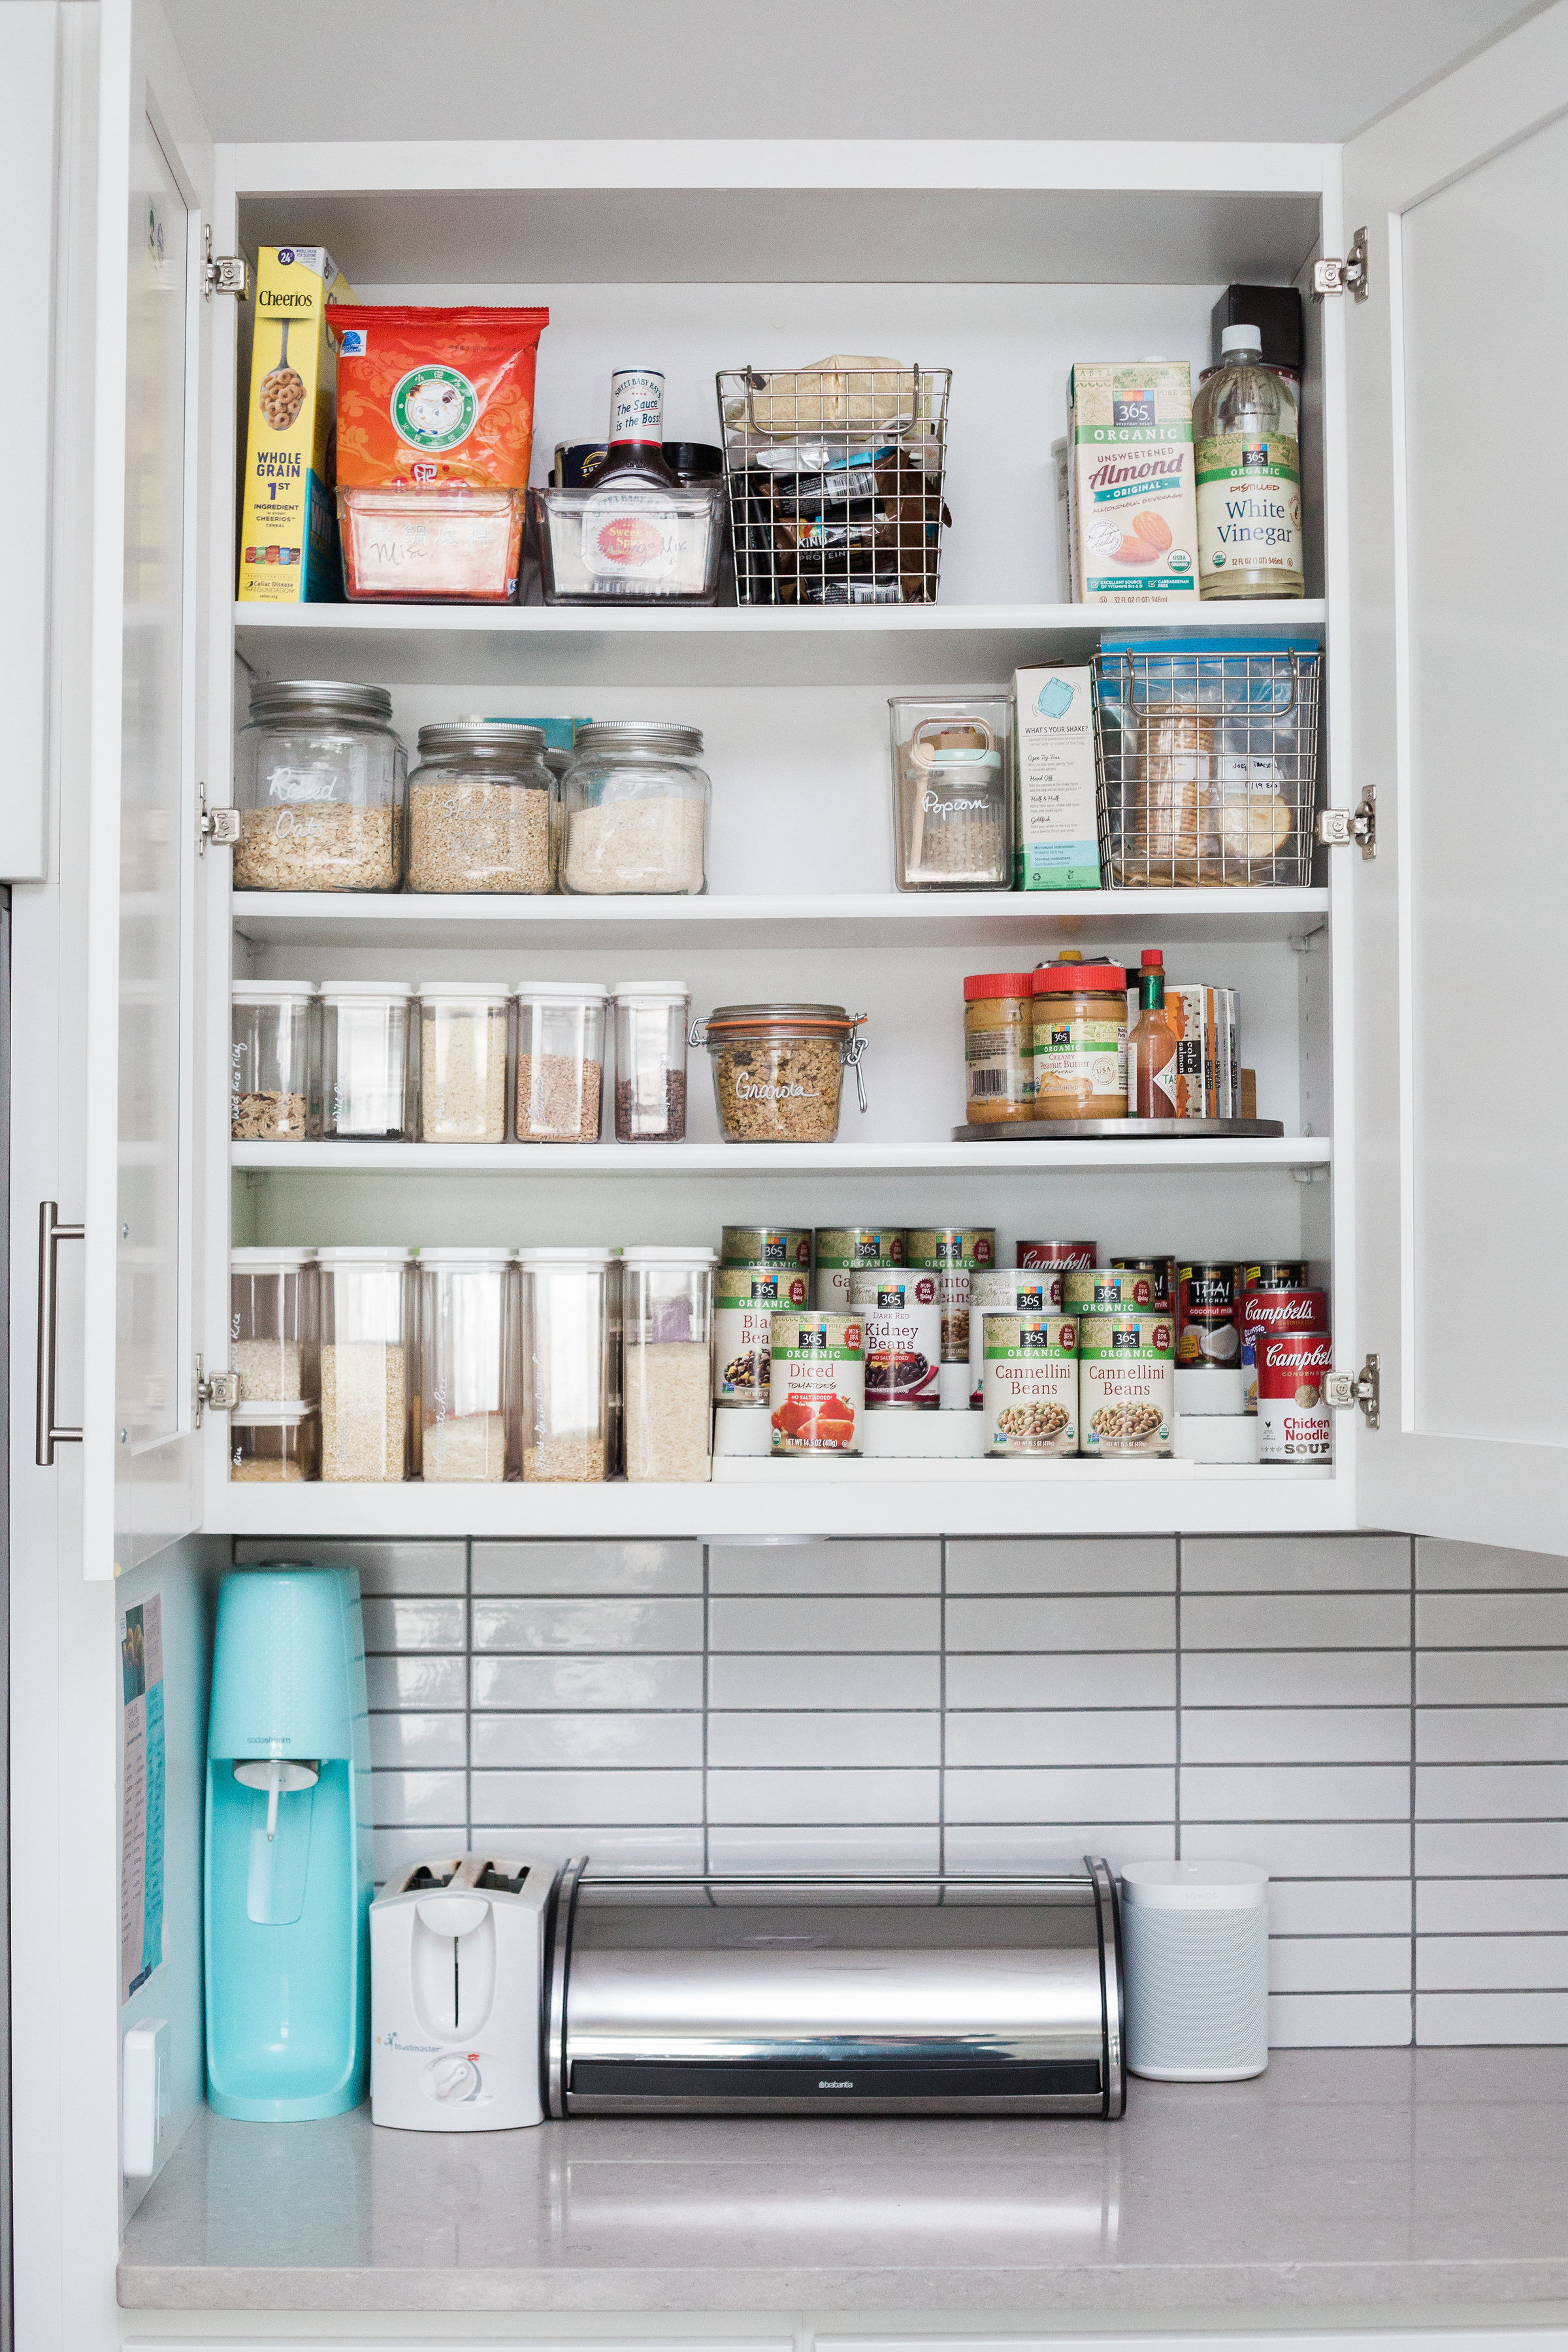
[1346,5,1568,1552]
[82,0,217,1577]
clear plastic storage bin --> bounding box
[559,723,710,896]
[516,1247,615,1482]
[231,983,318,1141]
[417,984,510,1144]
[531,481,725,606]
[228,1405,320,1483]
[888,693,1012,890]
[229,1246,319,1403]
[612,981,690,1142]
[320,981,418,1141]
[317,1247,414,1482]
[233,679,406,892]
[404,719,556,894]
[416,1248,515,1483]
[514,981,607,1142]
[621,1246,715,1482]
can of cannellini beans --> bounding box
[714,1265,808,1407]
[968,1266,1054,1407]
[983,1313,1079,1456]
[768,1311,864,1455]
[1258,1330,1334,1463]
[1078,1310,1175,1456]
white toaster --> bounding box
[370,1853,558,2131]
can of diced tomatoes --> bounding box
[768,1312,864,1455]
[1258,1331,1334,1463]
[1243,1286,1329,1413]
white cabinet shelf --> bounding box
[231,1136,1331,1176]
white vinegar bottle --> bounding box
[1192,325,1303,598]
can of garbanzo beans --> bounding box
[768,1311,864,1456]
[813,1227,904,1315]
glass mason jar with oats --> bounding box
[693,1003,868,1145]
[233,679,406,892]
[404,718,556,894]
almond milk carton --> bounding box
[1067,363,1199,606]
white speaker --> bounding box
[1120,1860,1269,2081]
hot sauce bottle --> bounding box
[1128,949,1180,1119]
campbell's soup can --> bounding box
[1178,1261,1245,1369]
[768,1311,864,1454]
[850,1267,941,1409]
[1243,1286,1329,1413]
[721,1225,811,1273]
[815,1226,904,1315]
[983,1312,1078,1456]
[1111,1254,1177,1310]
[714,1265,808,1407]
[1017,1239,1096,1279]
[1066,1265,1155,1315]
[969,1266,1053,1409]
[1258,1330,1334,1462]
[1078,1311,1175,1456]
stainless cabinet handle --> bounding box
[36,1201,84,1465]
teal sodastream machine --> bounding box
[204,1564,373,2119]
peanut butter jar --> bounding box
[1030,953,1130,1119]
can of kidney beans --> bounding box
[1178,1261,1245,1369]
[1243,1285,1329,1413]
[1017,1240,1097,1282]
[1258,1330,1334,1462]
[768,1311,864,1454]
[1111,1255,1177,1310]
[849,1268,941,1409]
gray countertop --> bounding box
[119,2050,1568,2317]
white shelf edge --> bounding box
[230,1136,1332,1174]
[231,887,1330,930]
[233,600,1327,636]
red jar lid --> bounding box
[1032,960,1130,994]
[964,972,1035,1001]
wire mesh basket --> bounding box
[1091,641,1322,887]
[715,363,951,606]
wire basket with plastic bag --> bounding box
[1091,636,1322,887]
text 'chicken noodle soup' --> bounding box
[768,1312,863,1456]
[984,1313,1079,1456]
[1078,1311,1175,1456]
[1258,1330,1333,1463]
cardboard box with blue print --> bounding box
[237,247,355,602]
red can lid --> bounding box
[964,972,1036,1002]
[1032,959,1130,994]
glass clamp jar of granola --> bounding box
[415,1247,515,1483]
[559,722,710,896]
[316,1247,414,1482]
[319,981,419,1140]
[233,679,406,892]
[404,719,555,894]
[694,1004,868,1144]
[515,1246,616,1482]
[611,980,689,1141]
[621,1245,715,1482]
[513,980,607,1142]
[231,982,318,1141]
[229,1246,319,1405]
[417,983,510,1143]
[229,1405,321,1484]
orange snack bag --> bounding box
[327,304,549,490]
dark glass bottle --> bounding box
[592,368,678,487]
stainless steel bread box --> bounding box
[546,1861,1124,2117]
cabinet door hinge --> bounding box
[198,791,240,853]
[1325,1353,1380,1429]
[194,1356,239,1428]
[1316,789,1377,859]
[201,226,248,299]
[1311,227,1369,302]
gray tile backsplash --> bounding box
[233,1531,1568,2050]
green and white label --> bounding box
[391,365,480,451]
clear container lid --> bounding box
[318,981,416,1001]
[571,722,704,758]
[316,1245,416,1264]
[231,1247,319,1269]
[611,980,691,1000]
[512,979,610,1001]
[414,1246,516,1264]
[514,1246,618,1265]
[416,982,513,1005]
[247,680,394,725]
[231,1402,321,1428]
[231,982,320,1005]
[415,719,548,758]
[621,1245,718,1266]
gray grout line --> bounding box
[1408,1533,1417,2040]
[1174,1531,1183,1862]
[701,1542,711,1875]
[938,1538,948,1876]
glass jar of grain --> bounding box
[559,722,710,896]
[417,983,510,1143]
[319,982,418,1141]
[515,1247,615,1482]
[696,1004,868,1145]
[229,1246,319,1404]
[231,982,318,1141]
[404,719,556,894]
[233,680,406,892]
[513,981,607,1142]
[414,1248,515,1483]
[621,1245,715,1482]
[316,1247,414,1482]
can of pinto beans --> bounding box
[768,1311,864,1455]
[907,1226,996,1408]
[1258,1330,1335,1463]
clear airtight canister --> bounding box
[514,981,607,1143]
[968,1266,1056,1410]
[231,983,318,1141]
[415,1248,514,1483]
[983,1312,1079,1457]
[319,982,418,1141]
[621,1246,715,1482]
[229,1405,321,1484]
[768,1310,864,1456]
[233,679,406,892]
[515,1247,615,1482]
[611,981,689,1142]
[417,983,510,1144]
[559,721,710,896]
[404,719,555,894]
[317,1247,414,1482]
[1078,1309,1175,1458]
[714,1264,808,1407]
[229,1247,319,1404]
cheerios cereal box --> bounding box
[1066,361,1198,606]
[238,247,355,602]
